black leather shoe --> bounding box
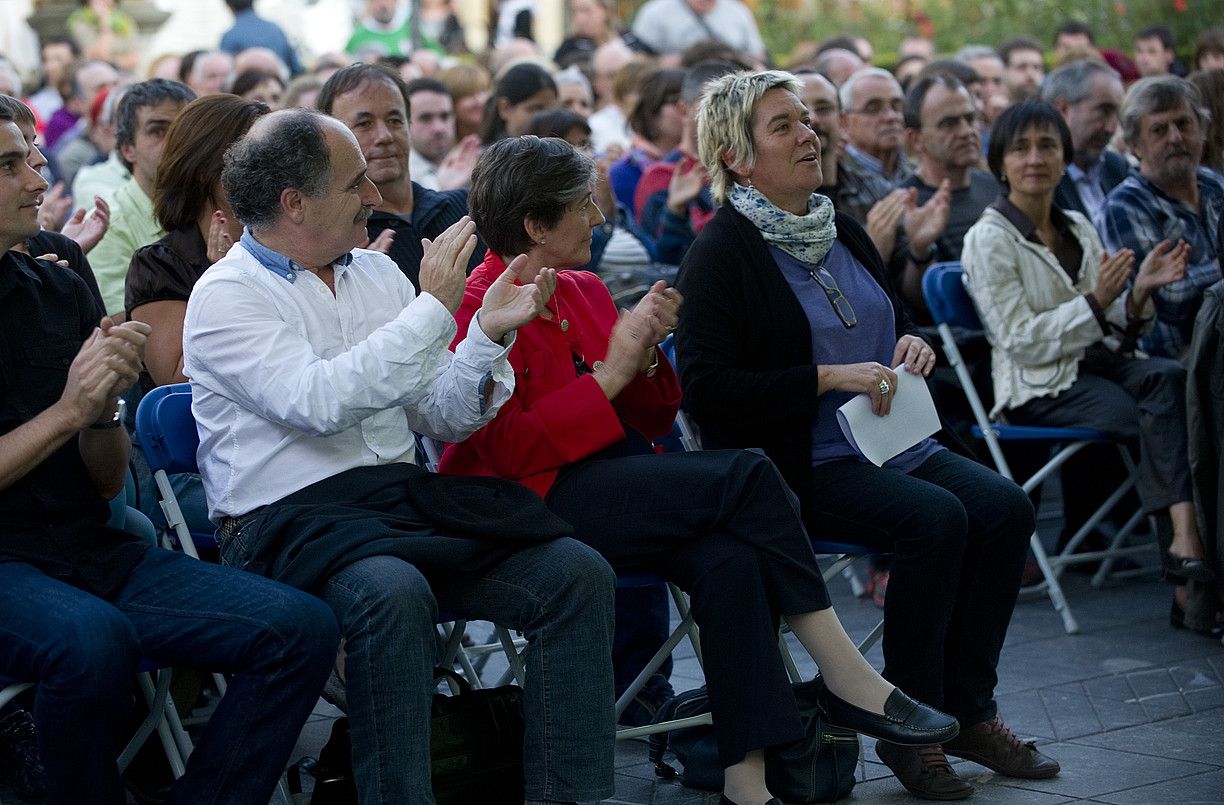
[719,796,782,805]
[821,687,959,746]
[1164,551,1215,583]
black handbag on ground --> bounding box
[287,668,525,804]
[648,676,860,803]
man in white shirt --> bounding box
[630,0,765,61]
[182,108,616,805]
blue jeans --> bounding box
[221,532,616,804]
[0,548,339,805]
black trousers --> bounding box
[546,449,831,766]
[805,450,1034,726]
[1009,350,1193,513]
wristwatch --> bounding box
[90,397,126,430]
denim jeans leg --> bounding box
[111,548,340,805]
[433,537,616,803]
[0,562,139,805]
[319,555,441,804]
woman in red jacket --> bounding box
[439,135,957,805]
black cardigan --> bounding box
[675,204,923,518]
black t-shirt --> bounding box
[368,182,486,291]
[0,249,147,595]
[27,230,104,313]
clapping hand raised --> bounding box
[478,255,557,343]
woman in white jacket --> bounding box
[961,99,1211,587]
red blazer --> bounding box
[438,252,681,497]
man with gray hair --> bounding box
[1097,76,1223,358]
[1043,59,1129,219]
[839,67,912,184]
[182,107,617,805]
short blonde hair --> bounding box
[696,70,802,203]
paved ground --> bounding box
[4,524,1222,804]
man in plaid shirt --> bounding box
[1097,76,1223,359]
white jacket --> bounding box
[961,205,1153,417]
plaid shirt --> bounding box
[827,157,898,226]
[1095,167,1224,359]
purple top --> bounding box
[770,242,943,472]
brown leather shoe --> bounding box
[875,741,974,800]
[943,716,1060,779]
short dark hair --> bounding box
[628,68,683,142]
[316,63,409,116]
[987,99,1073,181]
[468,136,595,257]
[1136,25,1175,51]
[1196,28,1224,69]
[523,107,590,140]
[231,69,285,99]
[222,109,333,233]
[0,94,36,129]
[480,63,557,145]
[682,60,740,103]
[999,37,1044,68]
[1054,21,1095,46]
[41,35,80,59]
[816,35,861,56]
[225,0,255,11]
[404,77,450,99]
[155,95,269,231]
[179,50,204,84]
[904,73,965,129]
[678,40,753,71]
[114,79,196,171]
[918,59,980,87]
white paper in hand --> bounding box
[835,366,941,466]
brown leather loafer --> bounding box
[943,716,1060,779]
[876,741,974,801]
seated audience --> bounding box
[90,78,195,318]
[1042,60,1128,221]
[962,99,1210,603]
[587,46,650,154]
[438,62,493,141]
[524,108,661,302]
[1097,76,1223,359]
[1000,37,1046,102]
[185,50,234,97]
[675,70,1051,801]
[441,134,958,805]
[405,77,479,191]
[479,62,558,145]
[554,65,595,118]
[891,74,998,322]
[1188,69,1224,174]
[0,94,338,805]
[1134,25,1179,78]
[318,64,484,289]
[182,106,618,805]
[1195,28,1224,71]
[609,67,684,211]
[124,94,269,535]
[232,69,286,110]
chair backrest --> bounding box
[922,261,982,331]
[135,383,199,476]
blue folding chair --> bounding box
[923,261,1155,635]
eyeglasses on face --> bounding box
[848,98,904,116]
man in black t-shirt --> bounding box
[0,97,338,805]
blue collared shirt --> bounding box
[1066,160,1106,220]
[239,228,354,284]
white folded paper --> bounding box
[836,365,941,467]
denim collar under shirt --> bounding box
[240,228,354,284]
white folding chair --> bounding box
[922,261,1157,635]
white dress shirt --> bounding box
[182,240,514,520]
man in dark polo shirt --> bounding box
[0,98,338,804]
[317,63,484,291]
